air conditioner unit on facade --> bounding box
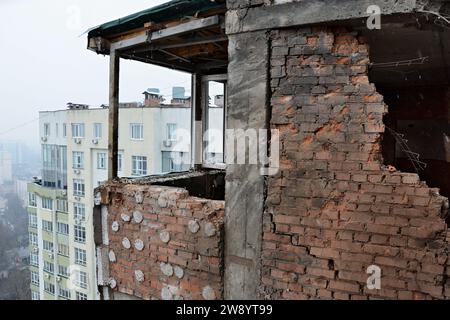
[44,274,50,279]
[92,139,98,144]
[75,218,81,225]
[56,276,61,282]
[163,140,173,148]
[33,247,39,253]
[74,138,82,144]
[48,252,54,259]
[41,137,48,142]
[74,169,80,175]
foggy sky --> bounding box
[0,0,191,147]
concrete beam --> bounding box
[226,0,418,35]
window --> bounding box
[72,123,85,138]
[57,222,69,235]
[74,225,86,243]
[28,212,37,228]
[73,179,85,197]
[58,265,69,278]
[76,291,87,300]
[58,287,71,300]
[29,232,38,246]
[130,123,144,140]
[30,253,38,266]
[73,151,84,169]
[41,197,53,210]
[132,156,147,176]
[94,123,102,139]
[203,76,226,167]
[44,261,54,273]
[118,154,123,172]
[28,193,37,207]
[44,123,50,137]
[167,123,177,141]
[58,243,69,257]
[63,123,67,137]
[31,271,39,285]
[44,282,55,294]
[55,123,59,137]
[31,291,40,300]
[97,152,106,169]
[74,270,88,289]
[57,199,68,213]
[42,220,53,232]
[74,203,85,221]
[75,248,87,266]
[43,240,53,253]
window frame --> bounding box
[131,156,148,176]
[72,123,85,139]
[73,179,85,197]
[130,123,144,140]
[201,74,227,170]
[75,247,87,266]
[72,151,84,169]
[74,225,86,244]
[97,152,107,169]
[94,123,102,139]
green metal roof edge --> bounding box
[88,0,225,38]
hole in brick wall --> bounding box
[143,170,225,200]
[363,23,450,204]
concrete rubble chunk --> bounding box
[109,278,117,289]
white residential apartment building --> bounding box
[27,87,223,300]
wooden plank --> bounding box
[149,15,220,42]
[108,50,120,180]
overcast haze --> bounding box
[0,0,191,147]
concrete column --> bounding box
[224,30,269,299]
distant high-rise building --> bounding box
[27,87,220,300]
[0,151,13,184]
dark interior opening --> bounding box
[361,22,450,203]
[123,170,225,200]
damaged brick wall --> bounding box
[102,183,225,300]
[263,27,450,299]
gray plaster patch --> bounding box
[121,214,131,222]
[158,197,168,208]
[204,222,216,237]
[188,220,200,234]
[109,278,117,289]
[135,270,145,282]
[160,262,174,277]
[159,230,170,243]
[108,250,116,263]
[134,239,144,251]
[161,286,173,300]
[174,266,184,279]
[111,221,119,232]
[122,237,131,249]
[135,191,144,204]
[133,211,144,224]
[202,286,216,300]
